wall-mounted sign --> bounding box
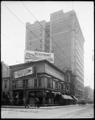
[14,67,33,78]
[24,50,54,63]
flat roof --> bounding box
[9,59,65,75]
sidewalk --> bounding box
[1,104,77,109]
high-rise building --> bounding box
[50,10,84,99]
[25,10,84,99]
[25,21,51,53]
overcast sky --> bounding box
[1,1,94,89]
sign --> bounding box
[14,67,33,78]
[25,50,54,63]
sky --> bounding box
[1,1,94,89]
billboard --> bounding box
[25,50,54,63]
[14,67,33,78]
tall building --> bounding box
[50,10,84,99]
[25,10,84,99]
[25,21,51,53]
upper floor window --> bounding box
[66,84,70,91]
[47,78,51,88]
[23,79,28,88]
[55,82,58,90]
[4,81,7,89]
[38,77,42,88]
[58,83,61,90]
[34,78,37,88]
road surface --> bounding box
[1,104,94,118]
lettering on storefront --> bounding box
[14,67,33,78]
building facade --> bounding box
[25,10,84,99]
[1,62,10,105]
[9,60,75,106]
[50,10,84,99]
[83,86,94,103]
[1,62,10,94]
[25,21,51,53]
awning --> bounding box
[62,95,73,100]
[72,96,78,101]
[52,91,61,95]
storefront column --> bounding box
[23,90,29,107]
[43,91,46,106]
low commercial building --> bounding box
[9,60,75,106]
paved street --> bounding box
[1,104,94,118]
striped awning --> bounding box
[62,95,73,100]
[73,96,78,101]
[52,91,61,95]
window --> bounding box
[38,77,42,88]
[53,80,55,89]
[58,83,61,90]
[67,73,70,82]
[61,84,63,90]
[4,81,7,89]
[63,84,65,91]
[47,78,51,88]
[66,84,70,91]
[34,78,37,88]
[23,80,28,88]
[55,82,58,89]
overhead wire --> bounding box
[3,3,64,64]
[3,4,41,41]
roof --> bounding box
[9,59,65,75]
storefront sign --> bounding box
[25,50,54,63]
[14,67,33,78]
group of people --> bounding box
[25,97,40,108]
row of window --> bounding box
[12,75,69,92]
